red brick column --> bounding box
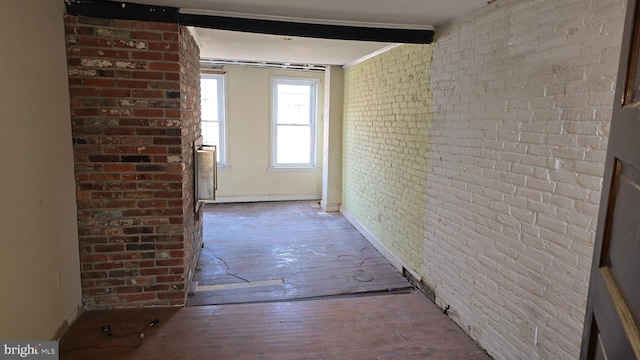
[65,15,202,309]
[179,27,203,286]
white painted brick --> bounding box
[537,214,568,234]
[342,44,432,274]
[555,183,590,201]
[589,191,602,205]
[556,208,593,228]
[527,178,556,192]
[343,0,624,359]
[542,193,575,210]
[422,1,624,359]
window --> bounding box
[271,77,319,168]
[200,73,227,166]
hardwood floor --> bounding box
[188,201,413,306]
[60,201,491,359]
[60,293,491,359]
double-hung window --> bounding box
[271,77,319,169]
[200,73,227,166]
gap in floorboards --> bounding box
[188,286,418,307]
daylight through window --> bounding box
[271,77,318,168]
[200,73,226,165]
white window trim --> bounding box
[201,73,228,167]
[270,77,319,170]
[267,167,320,173]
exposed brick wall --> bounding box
[425,0,625,359]
[342,44,432,274]
[179,27,203,288]
[65,15,202,309]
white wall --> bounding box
[0,0,82,339]
[425,0,625,358]
[341,0,626,358]
[321,66,344,212]
[214,65,324,202]
[342,44,432,276]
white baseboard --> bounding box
[320,200,341,213]
[209,194,321,204]
[340,207,421,281]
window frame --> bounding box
[200,72,228,167]
[270,77,320,170]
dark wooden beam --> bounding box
[180,14,435,44]
[65,0,435,44]
[65,0,179,23]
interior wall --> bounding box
[214,65,324,202]
[342,44,432,275]
[321,66,344,212]
[66,16,202,309]
[179,26,204,305]
[424,0,625,358]
[0,0,82,339]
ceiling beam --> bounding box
[180,14,434,44]
[65,0,434,44]
[65,0,179,23]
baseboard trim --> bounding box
[208,194,321,204]
[339,207,421,281]
[52,303,83,341]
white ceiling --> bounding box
[110,0,489,65]
[193,29,397,66]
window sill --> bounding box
[268,166,320,173]
[217,165,232,171]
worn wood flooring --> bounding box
[60,293,491,359]
[188,201,413,306]
[60,201,491,359]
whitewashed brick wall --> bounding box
[425,0,625,359]
[342,44,432,273]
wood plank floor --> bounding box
[188,201,413,306]
[60,293,491,359]
[60,201,491,359]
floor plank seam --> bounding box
[189,286,419,307]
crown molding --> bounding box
[343,44,402,69]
